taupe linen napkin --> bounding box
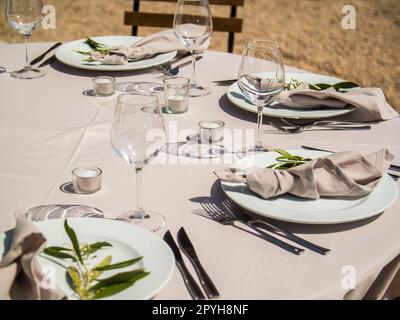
[215,149,393,200]
[92,29,187,65]
[0,215,66,300]
[275,82,398,122]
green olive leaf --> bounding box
[81,241,112,256]
[93,257,143,272]
[64,220,83,264]
[43,247,76,261]
[90,271,149,300]
[89,269,148,292]
[313,83,333,90]
[91,255,112,280]
[333,81,359,90]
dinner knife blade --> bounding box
[30,42,62,66]
[163,231,205,300]
[38,54,57,68]
[177,227,220,299]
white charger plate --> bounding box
[227,72,355,120]
[55,36,177,71]
[0,218,174,300]
[221,150,398,224]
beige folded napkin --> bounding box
[0,215,66,300]
[275,82,398,122]
[92,29,187,65]
[215,149,393,200]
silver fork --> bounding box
[271,119,371,134]
[193,200,304,255]
[223,200,330,255]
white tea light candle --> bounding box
[167,95,187,113]
[93,76,115,96]
[72,167,102,194]
[199,120,225,143]
[164,77,190,114]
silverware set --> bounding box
[193,199,330,256]
[163,227,220,300]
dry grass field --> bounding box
[0,0,399,108]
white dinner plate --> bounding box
[0,218,174,300]
[55,36,177,71]
[227,72,356,119]
[221,150,398,224]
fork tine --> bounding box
[201,201,224,222]
[192,208,217,221]
[207,201,232,221]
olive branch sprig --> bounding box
[42,220,149,300]
[267,149,312,170]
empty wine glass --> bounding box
[173,0,212,97]
[238,40,285,154]
[6,0,45,79]
[111,93,167,232]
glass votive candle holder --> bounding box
[163,77,190,114]
[72,167,102,194]
[93,76,115,96]
[199,120,225,143]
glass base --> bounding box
[189,84,211,97]
[11,67,46,79]
[179,141,226,159]
[236,145,266,159]
[116,210,166,233]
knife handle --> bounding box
[188,257,220,299]
[176,262,205,300]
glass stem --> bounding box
[190,50,197,87]
[133,167,146,219]
[24,35,31,69]
[255,105,264,149]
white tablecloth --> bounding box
[1,42,400,299]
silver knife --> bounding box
[163,231,205,300]
[30,42,62,66]
[38,54,57,68]
[177,227,220,299]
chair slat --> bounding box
[124,12,243,33]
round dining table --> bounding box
[0,42,399,300]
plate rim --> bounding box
[227,72,356,120]
[55,35,177,71]
[0,217,175,300]
[221,149,399,224]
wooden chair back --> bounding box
[124,0,244,53]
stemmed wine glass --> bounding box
[5,0,45,79]
[173,0,212,97]
[238,40,285,154]
[111,93,167,232]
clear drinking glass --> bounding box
[173,0,212,97]
[238,40,285,154]
[6,0,46,79]
[111,93,167,232]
